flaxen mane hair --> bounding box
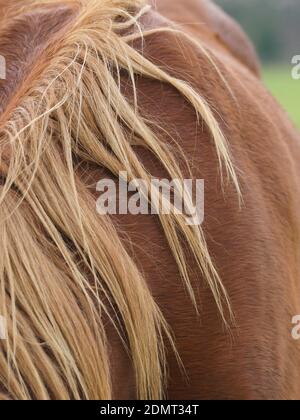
[0,0,239,400]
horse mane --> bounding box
[0,0,240,399]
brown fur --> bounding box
[138,0,300,399]
[1,0,300,400]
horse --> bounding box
[0,0,300,400]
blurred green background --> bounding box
[216,0,300,128]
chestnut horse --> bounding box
[0,0,300,400]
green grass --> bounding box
[263,66,300,129]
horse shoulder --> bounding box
[130,13,300,398]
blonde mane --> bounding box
[0,0,239,399]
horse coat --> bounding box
[0,0,299,400]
